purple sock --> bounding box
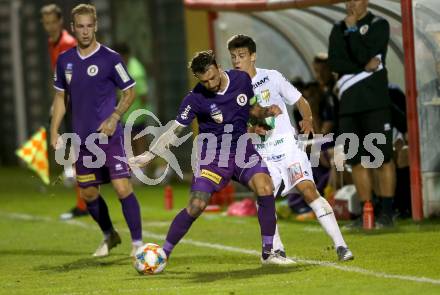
[257,196,276,258]
[120,193,142,242]
[86,195,113,235]
[163,209,196,257]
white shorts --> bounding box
[256,133,314,197]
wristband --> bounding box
[111,112,121,121]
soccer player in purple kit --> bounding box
[50,4,143,257]
[130,50,295,265]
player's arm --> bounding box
[129,120,185,167]
[346,19,390,67]
[98,86,135,136]
[249,102,282,120]
[248,91,283,135]
[50,90,66,149]
[114,86,136,118]
[295,97,314,136]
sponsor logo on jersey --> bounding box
[384,123,391,131]
[210,104,223,123]
[266,154,286,162]
[115,62,130,82]
[360,24,369,35]
[115,163,123,171]
[87,65,99,77]
[288,162,303,184]
[253,76,269,89]
[200,169,222,184]
[236,94,248,106]
[180,105,191,120]
[77,174,96,183]
[255,137,284,150]
[65,63,73,84]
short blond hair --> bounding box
[71,4,97,24]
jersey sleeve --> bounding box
[53,57,66,91]
[274,70,301,105]
[111,54,136,91]
[175,94,197,126]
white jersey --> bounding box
[252,68,313,196]
[251,68,301,140]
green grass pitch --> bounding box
[1,167,440,294]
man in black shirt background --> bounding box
[328,0,395,228]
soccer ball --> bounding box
[133,243,167,275]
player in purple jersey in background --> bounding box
[130,50,295,266]
[50,4,143,257]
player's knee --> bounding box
[255,184,273,196]
[81,186,99,202]
[114,185,133,199]
[251,174,274,196]
[186,192,210,218]
[187,198,207,218]
[296,181,319,204]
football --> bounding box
[133,243,167,275]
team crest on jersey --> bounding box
[360,24,369,35]
[261,89,271,102]
[87,65,99,76]
[65,63,73,84]
[210,104,223,123]
[236,94,248,106]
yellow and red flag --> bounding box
[15,127,50,185]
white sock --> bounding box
[132,240,143,247]
[273,221,285,252]
[309,196,347,248]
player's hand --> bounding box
[344,8,357,27]
[97,115,119,137]
[50,132,61,150]
[267,105,282,117]
[299,119,314,137]
[128,151,155,168]
[365,57,381,72]
[254,124,267,136]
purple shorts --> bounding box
[75,135,130,188]
[191,143,269,194]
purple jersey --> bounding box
[176,70,254,157]
[54,44,135,141]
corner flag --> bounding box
[15,127,50,185]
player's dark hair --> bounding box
[227,34,256,54]
[71,3,97,24]
[40,4,62,19]
[189,50,218,75]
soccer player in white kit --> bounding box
[228,34,353,261]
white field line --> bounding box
[2,211,440,286]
